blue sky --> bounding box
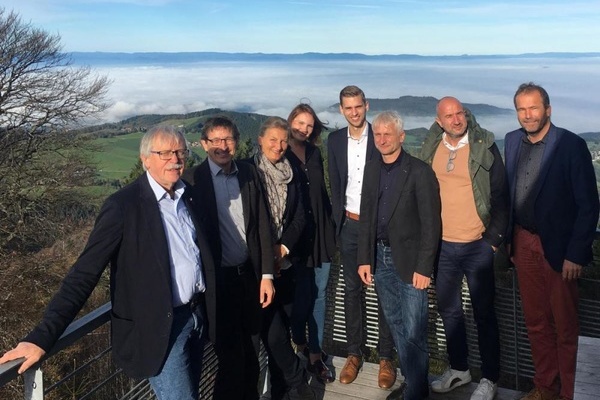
[4,0,600,55]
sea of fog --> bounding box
[75,54,600,137]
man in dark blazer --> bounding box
[183,116,275,400]
[327,85,396,388]
[357,111,441,400]
[505,83,599,400]
[0,126,216,400]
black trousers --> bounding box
[213,264,261,400]
[340,218,395,358]
[261,267,307,399]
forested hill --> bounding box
[78,96,512,141]
[77,108,270,141]
[330,96,513,117]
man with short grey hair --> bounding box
[357,111,441,400]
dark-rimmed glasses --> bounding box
[150,149,190,160]
[447,150,457,172]
[204,137,236,146]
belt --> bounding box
[345,210,360,221]
[221,261,250,276]
[189,291,205,309]
[174,291,205,313]
[377,239,390,247]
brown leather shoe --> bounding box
[339,355,363,384]
[520,387,559,400]
[378,359,397,389]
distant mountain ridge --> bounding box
[69,51,600,65]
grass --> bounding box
[92,132,144,180]
[91,132,206,180]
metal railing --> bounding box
[2,243,600,398]
[323,245,600,391]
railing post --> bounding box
[512,268,520,391]
[23,367,44,400]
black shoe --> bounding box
[386,383,407,400]
[302,347,328,363]
[285,382,316,400]
[307,359,334,384]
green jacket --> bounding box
[419,109,509,247]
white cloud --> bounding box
[89,55,600,136]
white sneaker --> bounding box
[431,368,472,393]
[470,378,497,400]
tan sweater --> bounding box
[432,142,484,243]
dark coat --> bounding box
[327,123,379,236]
[183,160,275,279]
[504,124,599,271]
[357,151,442,283]
[241,156,307,261]
[24,174,217,379]
[286,143,336,267]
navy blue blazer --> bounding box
[504,124,599,271]
[327,123,379,236]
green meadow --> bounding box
[92,132,206,181]
[93,132,144,180]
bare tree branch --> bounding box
[0,8,111,252]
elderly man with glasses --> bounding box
[0,125,215,400]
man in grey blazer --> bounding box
[358,111,441,400]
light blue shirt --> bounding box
[146,172,204,307]
[207,159,250,267]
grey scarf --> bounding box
[254,151,293,240]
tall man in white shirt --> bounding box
[327,85,396,389]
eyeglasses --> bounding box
[446,150,457,172]
[204,137,236,146]
[150,149,190,160]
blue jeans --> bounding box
[340,218,394,358]
[374,244,429,400]
[148,305,204,400]
[291,262,330,354]
[435,239,500,382]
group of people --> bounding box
[0,82,598,400]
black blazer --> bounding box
[286,144,336,266]
[327,123,379,236]
[505,124,599,271]
[184,159,275,280]
[241,157,307,260]
[24,174,217,379]
[357,152,442,283]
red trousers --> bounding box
[513,226,579,400]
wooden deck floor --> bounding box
[259,356,523,400]
[306,356,524,400]
[260,335,600,400]
[575,336,600,400]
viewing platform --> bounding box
[2,255,600,399]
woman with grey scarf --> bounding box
[245,117,314,400]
